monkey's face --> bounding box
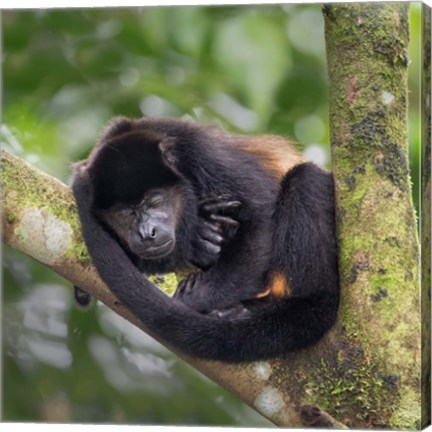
[100,187,181,260]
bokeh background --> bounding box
[2,3,422,426]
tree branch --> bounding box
[1,148,346,429]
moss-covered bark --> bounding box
[324,3,421,429]
[421,4,431,428]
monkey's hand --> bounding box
[191,196,241,270]
[173,272,220,312]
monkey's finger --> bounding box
[198,194,232,206]
[209,214,240,227]
[202,200,241,213]
[201,220,222,233]
[173,279,186,298]
[196,238,221,255]
[200,231,224,245]
[179,272,203,296]
[174,273,199,298]
[199,222,224,244]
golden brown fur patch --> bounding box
[256,272,291,298]
[231,135,304,181]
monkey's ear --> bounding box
[71,160,93,189]
[70,160,93,199]
[72,160,89,175]
[159,137,182,176]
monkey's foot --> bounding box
[174,271,202,298]
[173,272,216,313]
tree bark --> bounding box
[324,3,421,429]
[1,4,423,429]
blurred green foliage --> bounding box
[2,3,421,425]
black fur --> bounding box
[72,117,339,362]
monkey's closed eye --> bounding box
[118,208,134,218]
[146,195,165,208]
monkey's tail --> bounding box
[132,289,339,362]
[79,203,338,361]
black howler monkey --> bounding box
[72,117,339,362]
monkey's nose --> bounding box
[139,225,157,241]
[149,226,157,239]
[138,225,174,248]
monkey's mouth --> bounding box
[135,239,175,259]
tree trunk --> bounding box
[324,3,421,429]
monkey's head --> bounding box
[84,123,187,260]
[99,185,181,260]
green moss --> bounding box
[305,346,397,428]
[2,152,89,263]
[149,273,178,296]
[6,213,17,224]
[390,387,421,430]
[74,243,90,264]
